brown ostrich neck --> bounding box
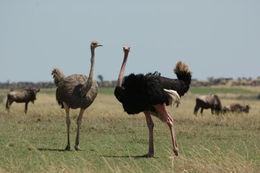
[89,48,95,80]
[117,50,129,87]
[81,47,95,96]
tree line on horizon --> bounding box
[1,76,260,89]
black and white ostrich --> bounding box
[114,46,192,157]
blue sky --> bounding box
[1,0,260,82]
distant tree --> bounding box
[207,77,222,85]
[97,75,104,83]
[207,77,214,83]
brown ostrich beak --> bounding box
[97,44,103,47]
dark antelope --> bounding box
[6,88,40,114]
[194,94,222,115]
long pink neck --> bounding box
[117,51,129,87]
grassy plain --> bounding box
[0,87,259,173]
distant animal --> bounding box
[223,103,250,114]
[114,46,192,157]
[194,94,222,115]
[52,41,102,151]
[6,88,40,114]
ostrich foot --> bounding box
[141,153,154,158]
[168,149,179,159]
[169,155,177,159]
[74,145,84,151]
[65,145,71,151]
[173,149,179,157]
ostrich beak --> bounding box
[123,46,130,51]
[97,44,103,47]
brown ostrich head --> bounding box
[91,41,102,50]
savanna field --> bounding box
[0,87,259,173]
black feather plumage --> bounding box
[114,61,192,115]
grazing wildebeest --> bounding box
[194,94,222,115]
[6,88,40,114]
[223,103,250,114]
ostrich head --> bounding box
[91,41,103,50]
[122,46,130,63]
[116,46,131,87]
[123,46,130,52]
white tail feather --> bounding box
[164,89,180,107]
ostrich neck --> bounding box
[81,48,95,97]
[88,49,95,81]
[117,52,129,87]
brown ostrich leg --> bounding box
[75,108,85,150]
[64,102,86,151]
[143,111,154,157]
[64,103,71,150]
[153,104,179,157]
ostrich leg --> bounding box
[75,108,85,151]
[153,104,179,157]
[64,103,71,151]
[143,111,154,157]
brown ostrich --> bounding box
[114,46,192,157]
[51,41,102,151]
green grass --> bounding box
[0,89,259,172]
[98,88,115,95]
[39,88,56,95]
[0,111,259,172]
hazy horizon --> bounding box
[0,75,259,83]
[1,0,260,82]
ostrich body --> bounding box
[52,41,102,151]
[114,46,192,157]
